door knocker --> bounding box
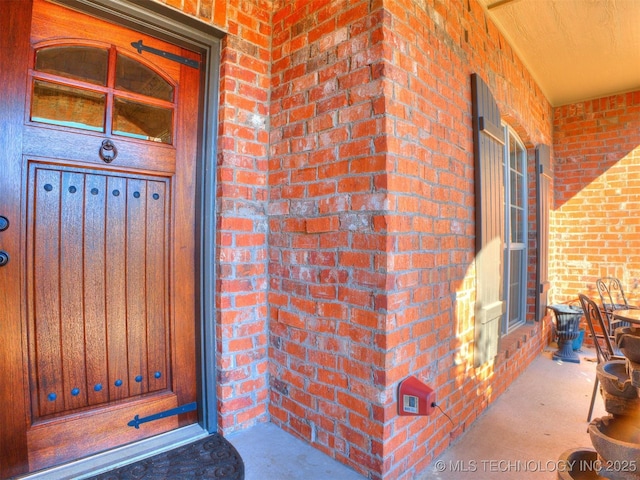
[99,139,118,163]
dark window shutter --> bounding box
[536,144,551,321]
[471,73,505,367]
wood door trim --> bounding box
[51,0,224,47]
[0,1,32,478]
[22,424,208,480]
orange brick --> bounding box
[306,215,339,233]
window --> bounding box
[30,45,175,144]
[502,126,528,333]
[471,73,538,365]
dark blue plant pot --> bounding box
[572,328,585,351]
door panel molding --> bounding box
[26,162,173,420]
[27,394,179,472]
[23,126,177,173]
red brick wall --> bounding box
[153,0,274,433]
[267,0,551,478]
[160,0,227,27]
[553,92,640,304]
[267,1,389,474]
[154,0,560,478]
[214,1,273,433]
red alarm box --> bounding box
[397,376,435,416]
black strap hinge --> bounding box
[128,401,197,429]
[131,40,200,69]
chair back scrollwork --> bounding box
[596,277,636,330]
[596,277,630,310]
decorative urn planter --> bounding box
[596,361,638,400]
[556,448,604,480]
[615,327,640,364]
[588,416,640,480]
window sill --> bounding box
[495,322,540,364]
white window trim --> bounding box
[502,124,528,334]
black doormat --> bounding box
[87,434,244,480]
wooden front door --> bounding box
[0,1,201,476]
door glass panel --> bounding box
[35,46,108,86]
[31,80,105,132]
[115,54,174,101]
[113,98,172,143]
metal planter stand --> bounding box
[548,304,582,363]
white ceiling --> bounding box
[477,0,640,106]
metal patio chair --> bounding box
[578,294,625,422]
[596,277,639,333]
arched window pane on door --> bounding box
[503,125,528,334]
[30,43,175,144]
[35,46,108,86]
[115,53,174,101]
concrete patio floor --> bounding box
[228,345,607,480]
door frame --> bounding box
[18,0,222,477]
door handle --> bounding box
[99,139,118,163]
[1,216,11,266]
